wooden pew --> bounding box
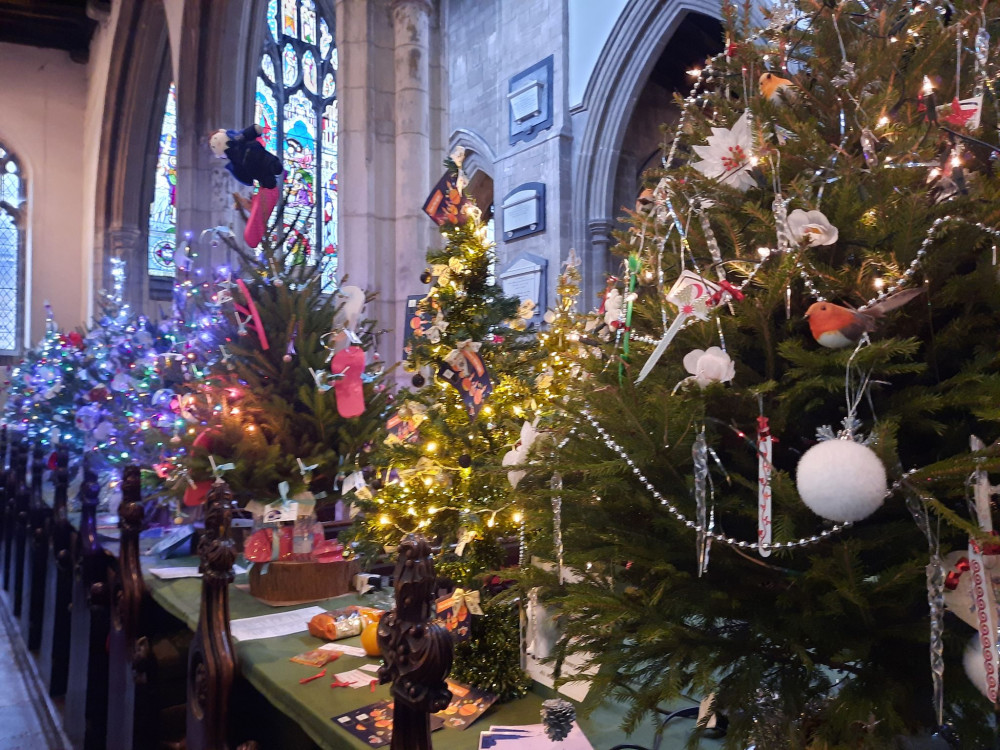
[39,445,74,695]
[106,465,188,750]
[0,427,9,589]
[11,440,30,616]
[2,436,22,593]
[186,481,258,750]
[64,461,114,750]
[21,445,52,649]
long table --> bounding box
[143,557,717,750]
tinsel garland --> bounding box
[450,596,532,702]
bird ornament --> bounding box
[804,288,924,349]
[759,72,796,104]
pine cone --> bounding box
[541,698,576,742]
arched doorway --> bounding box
[572,0,724,303]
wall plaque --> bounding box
[501,182,545,241]
[508,56,554,145]
[499,253,547,321]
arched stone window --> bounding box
[147,81,177,298]
[256,0,338,290]
[0,143,25,356]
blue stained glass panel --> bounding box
[261,53,276,83]
[331,48,338,70]
[255,78,278,154]
[322,73,335,99]
[147,82,177,279]
[300,0,316,44]
[320,19,332,60]
[283,90,317,256]
[282,0,297,36]
[282,44,298,87]
[302,50,318,93]
[0,162,20,208]
[267,0,279,41]
[321,103,338,292]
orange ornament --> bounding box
[360,619,382,657]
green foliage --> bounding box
[518,1,1000,746]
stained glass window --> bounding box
[0,144,24,354]
[256,0,338,291]
[148,82,177,281]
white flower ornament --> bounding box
[682,347,735,388]
[691,111,756,192]
[786,209,839,247]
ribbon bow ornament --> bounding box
[310,367,332,391]
[398,456,445,484]
[635,272,727,384]
[209,455,235,484]
[424,311,449,343]
[297,457,319,483]
[444,340,483,379]
[263,481,298,523]
[450,588,484,617]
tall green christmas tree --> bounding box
[521,2,1000,747]
[348,154,585,699]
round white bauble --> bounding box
[796,439,886,522]
[963,636,994,699]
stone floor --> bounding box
[0,593,68,749]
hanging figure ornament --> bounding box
[804,287,924,349]
[209,124,284,248]
[759,71,796,103]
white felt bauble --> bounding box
[963,636,992,699]
[796,439,886,522]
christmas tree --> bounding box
[169,224,390,511]
[348,154,583,699]
[521,2,1000,747]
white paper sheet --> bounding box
[229,606,327,642]
[149,564,248,580]
[478,723,593,750]
[333,668,376,688]
[319,642,369,658]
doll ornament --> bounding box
[210,124,284,248]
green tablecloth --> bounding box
[144,557,716,750]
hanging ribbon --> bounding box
[232,278,270,350]
[944,557,970,590]
[208,455,235,483]
[297,457,319,481]
[618,254,639,383]
[757,414,773,557]
[450,588,483,617]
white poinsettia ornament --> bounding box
[786,209,839,247]
[691,111,756,191]
[682,347,735,388]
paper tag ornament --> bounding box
[757,415,773,557]
[331,346,366,418]
[437,342,493,419]
[635,272,731,383]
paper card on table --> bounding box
[319,642,369,658]
[150,564,249,580]
[478,723,593,749]
[229,606,327,642]
[333,699,444,747]
[149,566,202,579]
[359,663,381,674]
[433,679,497,730]
[334,669,375,687]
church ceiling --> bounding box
[0,0,106,63]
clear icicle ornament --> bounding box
[550,472,564,584]
[861,129,878,168]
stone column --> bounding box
[586,218,615,305]
[105,225,144,312]
[389,0,433,368]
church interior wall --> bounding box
[0,42,91,347]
